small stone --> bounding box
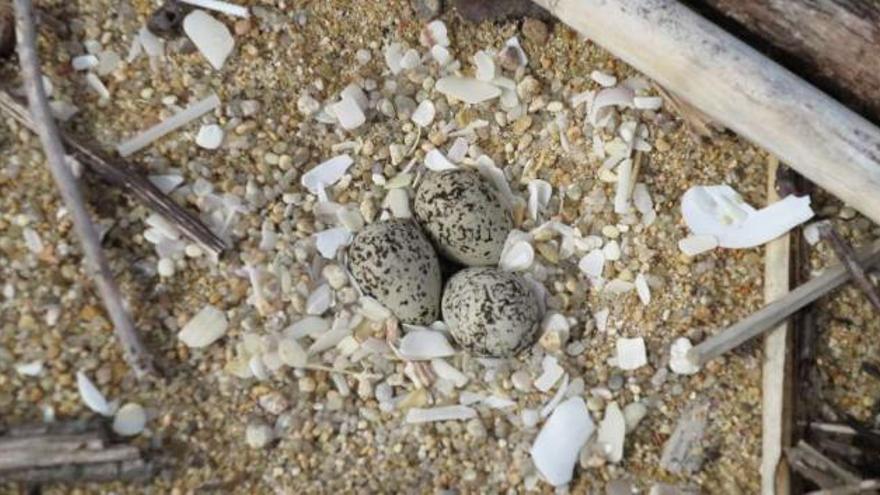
[196,124,224,150]
[157,258,174,277]
[839,206,857,220]
[608,374,624,390]
[411,0,443,19]
[322,264,348,289]
[521,18,548,44]
[298,376,316,393]
[258,392,289,415]
[512,115,532,135]
[245,421,274,449]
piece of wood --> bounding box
[807,479,880,495]
[13,0,155,378]
[0,89,227,255]
[685,0,880,125]
[818,223,880,313]
[530,0,880,226]
[762,159,793,495]
[687,239,880,367]
[787,441,862,489]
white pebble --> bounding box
[411,99,436,128]
[157,258,175,277]
[591,70,617,87]
[245,421,274,449]
[195,124,224,149]
[669,337,700,375]
[616,337,647,370]
[112,403,147,436]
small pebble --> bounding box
[245,421,274,449]
[157,258,174,277]
[521,18,548,44]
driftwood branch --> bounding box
[0,420,152,483]
[818,223,880,313]
[12,0,155,378]
[0,89,226,255]
[806,480,880,495]
[687,239,880,368]
[787,441,862,489]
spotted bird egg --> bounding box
[442,267,541,357]
[414,169,513,266]
[347,219,442,325]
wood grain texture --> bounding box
[686,0,880,124]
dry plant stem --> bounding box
[13,0,155,378]
[786,441,861,489]
[806,480,880,495]
[818,223,880,313]
[0,89,226,255]
[687,239,880,367]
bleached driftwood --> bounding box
[531,0,880,225]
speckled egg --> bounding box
[347,219,442,325]
[414,169,513,266]
[442,267,541,357]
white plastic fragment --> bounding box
[331,95,366,130]
[616,337,647,370]
[634,96,663,110]
[591,70,617,87]
[435,76,501,104]
[301,154,353,194]
[474,50,495,82]
[681,185,815,248]
[117,93,221,156]
[424,148,458,171]
[635,273,651,305]
[597,402,626,463]
[76,371,114,416]
[306,284,332,315]
[530,397,594,487]
[183,10,235,70]
[112,403,147,436]
[527,179,552,221]
[678,234,718,256]
[431,358,469,387]
[669,337,700,375]
[195,124,224,149]
[179,0,250,18]
[398,329,456,360]
[179,304,228,348]
[534,356,564,392]
[406,405,476,423]
[411,99,436,128]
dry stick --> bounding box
[806,480,880,495]
[13,0,154,378]
[686,240,880,368]
[818,223,880,313]
[0,89,226,255]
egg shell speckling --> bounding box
[347,219,442,325]
[442,267,541,357]
[414,169,513,266]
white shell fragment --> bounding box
[597,401,626,463]
[424,149,458,171]
[634,96,663,110]
[474,50,495,82]
[421,20,449,47]
[591,70,617,87]
[534,356,564,392]
[195,124,224,149]
[431,358,469,387]
[76,371,114,416]
[178,304,228,348]
[669,337,700,375]
[681,185,814,248]
[306,284,332,315]
[72,54,98,71]
[85,73,110,100]
[179,0,250,18]
[112,403,147,436]
[406,405,476,423]
[398,329,456,360]
[614,158,633,214]
[435,76,502,104]
[117,93,221,157]
[183,10,234,70]
[499,238,534,272]
[278,338,308,368]
[301,154,353,194]
[590,87,634,126]
[411,99,436,127]
[315,227,352,258]
[15,360,44,377]
[331,95,366,130]
[527,179,552,221]
[678,234,718,256]
[616,337,647,371]
[530,397,594,487]
[635,273,651,305]
[578,249,605,279]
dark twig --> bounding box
[13,0,155,378]
[0,89,226,255]
[818,223,880,313]
[806,479,880,495]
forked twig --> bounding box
[13,0,155,378]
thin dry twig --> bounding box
[806,480,880,495]
[0,89,226,255]
[13,0,155,378]
[818,222,880,313]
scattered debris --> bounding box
[117,93,222,157]
[530,397,594,487]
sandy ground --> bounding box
[1,1,878,494]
